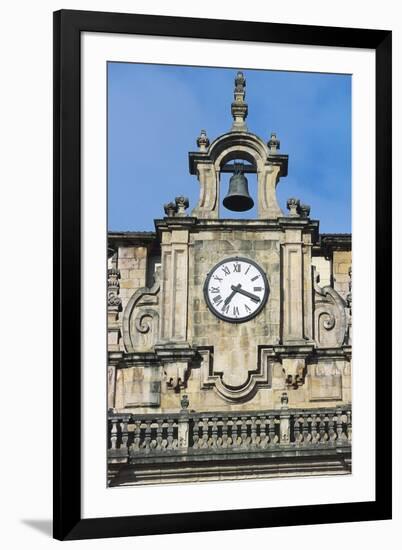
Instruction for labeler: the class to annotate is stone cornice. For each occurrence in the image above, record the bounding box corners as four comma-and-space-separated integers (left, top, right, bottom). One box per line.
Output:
108, 231, 160, 255
313, 233, 352, 255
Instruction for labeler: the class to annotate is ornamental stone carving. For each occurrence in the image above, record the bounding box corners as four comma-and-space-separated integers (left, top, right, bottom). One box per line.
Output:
122, 271, 160, 353
108, 267, 122, 309
163, 196, 189, 217
313, 267, 347, 348
199, 346, 279, 402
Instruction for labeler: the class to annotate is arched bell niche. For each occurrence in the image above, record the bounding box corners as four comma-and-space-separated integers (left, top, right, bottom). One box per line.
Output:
189, 131, 288, 220
220, 158, 257, 219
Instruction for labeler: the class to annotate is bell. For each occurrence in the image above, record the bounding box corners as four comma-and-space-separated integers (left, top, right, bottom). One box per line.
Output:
223, 170, 254, 212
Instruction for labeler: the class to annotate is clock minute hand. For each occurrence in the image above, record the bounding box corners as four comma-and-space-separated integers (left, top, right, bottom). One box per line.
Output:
231, 284, 261, 303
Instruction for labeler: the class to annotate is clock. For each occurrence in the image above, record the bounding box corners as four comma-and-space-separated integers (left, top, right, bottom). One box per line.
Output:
203, 257, 269, 323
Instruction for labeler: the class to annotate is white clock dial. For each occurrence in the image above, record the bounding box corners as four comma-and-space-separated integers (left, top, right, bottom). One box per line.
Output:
204, 257, 269, 323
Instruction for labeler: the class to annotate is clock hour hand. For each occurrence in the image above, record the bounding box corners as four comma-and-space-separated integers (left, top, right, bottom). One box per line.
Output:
224, 284, 241, 306
231, 284, 261, 303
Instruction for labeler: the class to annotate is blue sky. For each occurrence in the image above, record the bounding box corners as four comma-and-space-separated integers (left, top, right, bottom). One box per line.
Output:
108, 63, 351, 233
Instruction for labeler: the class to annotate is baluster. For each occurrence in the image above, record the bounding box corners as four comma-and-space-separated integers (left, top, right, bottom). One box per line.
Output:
110, 418, 118, 450
143, 420, 152, 453
155, 418, 163, 451
192, 419, 200, 449
172, 420, 179, 448
294, 415, 304, 445
121, 417, 129, 453
217, 418, 224, 448
250, 416, 257, 448
301, 413, 309, 445
328, 413, 335, 443
259, 416, 268, 448
232, 417, 240, 448
294, 416, 300, 445
311, 414, 318, 444
166, 419, 174, 450
335, 410, 342, 444
319, 414, 328, 444
240, 416, 248, 449
226, 418, 234, 449
347, 410, 352, 442
210, 417, 218, 449
132, 420, 141, 453
201, 417, 209, 448
268, 415, 277, 445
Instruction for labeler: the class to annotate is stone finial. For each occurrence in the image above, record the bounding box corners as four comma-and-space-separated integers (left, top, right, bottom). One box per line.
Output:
268, 132, 280, 153
298, 203, 311, 218
286, 197, 300, 217
281, 392, 289, 407
175, 196, 189, 216
231, 71, 248, 131
196, 129, 210, 151
164, 197, 189, 217
180, 394, 189, 410
164, 201, 177, 217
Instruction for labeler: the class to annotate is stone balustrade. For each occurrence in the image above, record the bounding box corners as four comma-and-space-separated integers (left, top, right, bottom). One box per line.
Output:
108, 406, 351, 461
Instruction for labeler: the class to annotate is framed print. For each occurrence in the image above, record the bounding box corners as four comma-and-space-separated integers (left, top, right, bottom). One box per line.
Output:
53, 10, 392, 541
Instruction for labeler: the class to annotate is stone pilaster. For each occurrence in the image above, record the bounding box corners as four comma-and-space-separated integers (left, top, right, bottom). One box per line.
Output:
281, 227, 305, 344
303, 235, 314, 341
158, 228, 190, 344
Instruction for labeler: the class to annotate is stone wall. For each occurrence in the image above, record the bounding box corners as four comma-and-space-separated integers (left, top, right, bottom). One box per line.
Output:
108, 230, 351, 415
333, 250, 352, 299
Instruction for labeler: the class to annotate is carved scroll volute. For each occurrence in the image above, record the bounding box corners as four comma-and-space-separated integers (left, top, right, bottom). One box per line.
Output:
133, 308, 160, 351
122, 272, 160, 353
313, 267, 347, 348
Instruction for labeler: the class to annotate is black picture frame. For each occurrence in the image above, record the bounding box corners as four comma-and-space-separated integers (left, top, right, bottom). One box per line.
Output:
53, 9, 392, 541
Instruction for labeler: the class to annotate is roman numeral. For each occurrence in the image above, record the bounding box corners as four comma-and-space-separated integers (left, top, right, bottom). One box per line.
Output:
222, 265, 230, 276
233, 263, 241, 272
253, 286, 263, 292
213, 275, 223, 282
245, 265, 251, 275
213, 295, 223, 305
210, 287, 220, 293
251, 275, 260, 282
233, 306, 239, 316
244, 304, 251, 313
221, 303, 230, 314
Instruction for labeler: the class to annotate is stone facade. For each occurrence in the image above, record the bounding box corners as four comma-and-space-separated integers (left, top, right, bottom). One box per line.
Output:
107, 72, 352, 485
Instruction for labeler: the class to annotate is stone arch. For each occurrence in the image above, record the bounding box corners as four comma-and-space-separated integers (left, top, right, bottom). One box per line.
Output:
190, 131, 284, 219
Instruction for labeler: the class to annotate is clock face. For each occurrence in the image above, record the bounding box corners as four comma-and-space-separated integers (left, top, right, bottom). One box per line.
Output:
204, 257, 269, 323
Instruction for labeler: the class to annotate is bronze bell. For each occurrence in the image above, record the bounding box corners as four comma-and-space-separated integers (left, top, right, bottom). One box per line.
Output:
223, 169, 254, 212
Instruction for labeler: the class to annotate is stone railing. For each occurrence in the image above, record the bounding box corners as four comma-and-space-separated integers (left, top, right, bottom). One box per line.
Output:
108, 406, 351, 461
